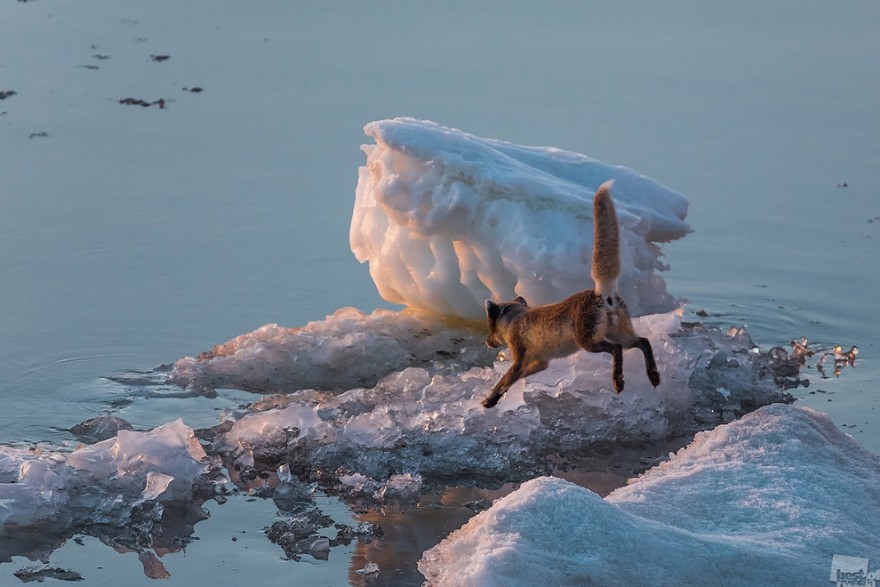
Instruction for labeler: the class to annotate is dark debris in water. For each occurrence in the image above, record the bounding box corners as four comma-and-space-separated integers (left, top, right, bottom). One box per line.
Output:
0, 91, 17, 100
70, 415, 133, 444
118, 97, 167, 109
150, 54, 171, 62
790, 337, 859, 379
13, 565, 84, 583
265, 506, 335, 561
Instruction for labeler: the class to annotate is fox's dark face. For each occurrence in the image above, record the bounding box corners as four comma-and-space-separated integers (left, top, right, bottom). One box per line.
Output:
484, 296, 528, 348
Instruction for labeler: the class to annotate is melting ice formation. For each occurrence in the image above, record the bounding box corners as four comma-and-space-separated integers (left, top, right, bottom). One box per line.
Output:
419, 404, 880, 587
351, 118, 691, 319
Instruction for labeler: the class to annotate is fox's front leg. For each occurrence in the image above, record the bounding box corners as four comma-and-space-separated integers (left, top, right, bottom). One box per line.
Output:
482, 361, 525, 408
483, 358, 548, 409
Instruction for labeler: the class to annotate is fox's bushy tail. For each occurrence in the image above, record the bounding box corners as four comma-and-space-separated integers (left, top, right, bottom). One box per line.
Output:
591, 180, 620, 298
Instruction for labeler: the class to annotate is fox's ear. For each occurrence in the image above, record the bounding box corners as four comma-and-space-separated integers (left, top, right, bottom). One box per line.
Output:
512, 295, 528, 306
485, 299, 500, 320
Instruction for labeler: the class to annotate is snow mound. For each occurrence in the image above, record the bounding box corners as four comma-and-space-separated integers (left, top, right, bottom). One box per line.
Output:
0, 420, 211, 537
212, 310, 794, 487
419, 404, 880, 586
351, 118, 691, 319
169, 307, 494, 394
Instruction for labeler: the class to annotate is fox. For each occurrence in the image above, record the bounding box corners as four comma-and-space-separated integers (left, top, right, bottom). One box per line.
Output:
482, 181, 661, 409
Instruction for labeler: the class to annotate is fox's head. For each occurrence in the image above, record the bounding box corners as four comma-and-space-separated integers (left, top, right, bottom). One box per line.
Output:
484, 295, 528, 348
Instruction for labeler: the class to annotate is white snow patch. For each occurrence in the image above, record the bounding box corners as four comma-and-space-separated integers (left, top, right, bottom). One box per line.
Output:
419, 404, 880, 586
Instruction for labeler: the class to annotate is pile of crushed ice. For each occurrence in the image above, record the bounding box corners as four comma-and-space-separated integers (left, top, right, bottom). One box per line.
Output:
169, 307, 495, 394
351, 117, 691, 319
419, 404, 880, 586
0, 420, 211, 541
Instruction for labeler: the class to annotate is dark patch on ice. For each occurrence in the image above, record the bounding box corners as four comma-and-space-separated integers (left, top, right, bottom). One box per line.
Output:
0, 91, 17, 100
91, 54, 110, 61
182, 87, 203, 93
149, 54, 170, 62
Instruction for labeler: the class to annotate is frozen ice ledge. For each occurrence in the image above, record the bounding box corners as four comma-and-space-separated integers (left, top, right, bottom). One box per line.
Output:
351, 117, 691, 319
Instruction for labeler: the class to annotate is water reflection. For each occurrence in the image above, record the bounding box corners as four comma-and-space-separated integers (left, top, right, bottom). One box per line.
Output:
0, 499, 208, 580
790, 336, 859, 379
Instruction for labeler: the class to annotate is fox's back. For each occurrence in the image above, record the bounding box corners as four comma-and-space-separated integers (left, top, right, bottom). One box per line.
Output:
516, 290, 604, 358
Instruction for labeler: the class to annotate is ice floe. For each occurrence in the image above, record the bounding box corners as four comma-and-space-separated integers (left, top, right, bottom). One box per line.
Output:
208, 310, 794, 489
351, 118, 691, 319
418, 404, 880, 586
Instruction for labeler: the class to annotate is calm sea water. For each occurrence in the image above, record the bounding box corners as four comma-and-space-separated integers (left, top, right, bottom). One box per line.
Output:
2, 1, 878, 585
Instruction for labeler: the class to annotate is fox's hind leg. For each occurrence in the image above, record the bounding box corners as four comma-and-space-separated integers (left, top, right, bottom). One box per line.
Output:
632, 337, 661, 387
582, 339, 625, 393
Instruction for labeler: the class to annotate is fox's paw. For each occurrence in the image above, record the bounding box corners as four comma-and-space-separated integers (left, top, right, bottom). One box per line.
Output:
613, 376, 625, 394
482, 395, 500, 409
648, 369, 661, 387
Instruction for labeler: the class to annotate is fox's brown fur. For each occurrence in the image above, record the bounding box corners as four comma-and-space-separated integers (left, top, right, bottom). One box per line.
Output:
482, 181, 660, 409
